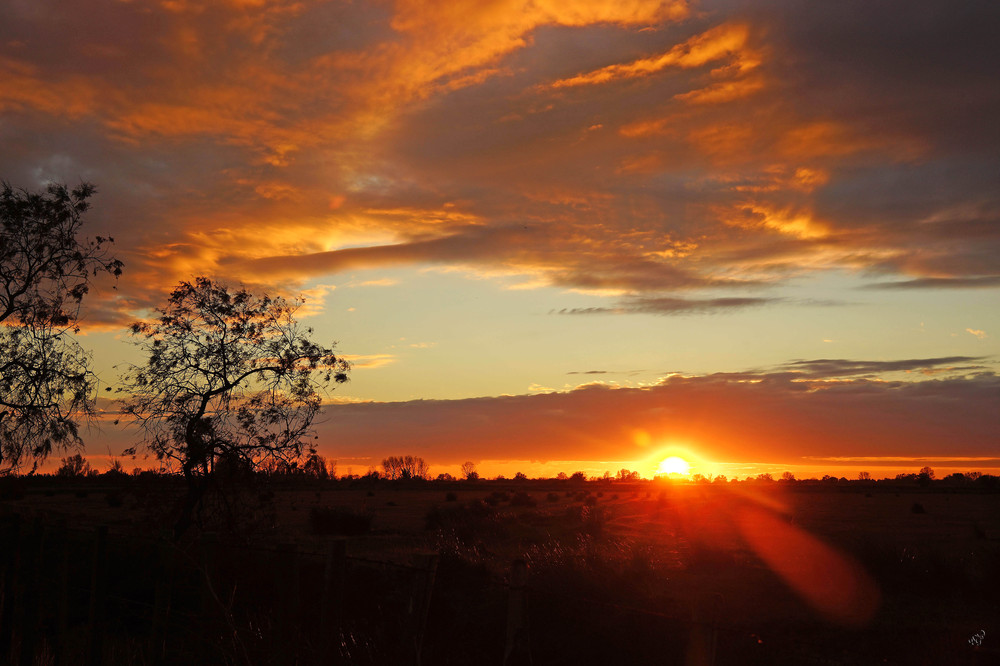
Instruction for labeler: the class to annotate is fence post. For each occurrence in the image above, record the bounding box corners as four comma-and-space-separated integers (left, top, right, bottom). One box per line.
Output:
150, 530, 174, 665
55, 521, 71, 665
199, 532, 220, 620
0, 514, 23, 662
504, 558, 531, 666
320, 537, 347, 663
410, 553, 438, 666
685, 592, 722, 666
272, 543, 299, 666
88, 525, 109, 666
17, 518, 44, 666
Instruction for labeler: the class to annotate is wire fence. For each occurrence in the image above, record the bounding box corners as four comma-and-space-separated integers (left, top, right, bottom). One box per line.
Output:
0, 510, 747, 666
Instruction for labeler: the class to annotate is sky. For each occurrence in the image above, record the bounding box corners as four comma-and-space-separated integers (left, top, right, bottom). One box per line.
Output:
2, 0, 998, 478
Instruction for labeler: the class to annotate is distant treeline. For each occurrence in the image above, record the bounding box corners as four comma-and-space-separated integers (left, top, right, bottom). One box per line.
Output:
2, 453, 997, 491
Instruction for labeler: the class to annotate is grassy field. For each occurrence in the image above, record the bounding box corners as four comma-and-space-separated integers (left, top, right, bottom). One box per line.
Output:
1, 476, 998, 664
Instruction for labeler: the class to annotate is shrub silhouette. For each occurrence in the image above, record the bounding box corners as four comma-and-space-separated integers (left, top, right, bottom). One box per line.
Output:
510, 491, 536, 507
426, 500, 506, 543
484, 490, 510, 506
56, 453, 91, 477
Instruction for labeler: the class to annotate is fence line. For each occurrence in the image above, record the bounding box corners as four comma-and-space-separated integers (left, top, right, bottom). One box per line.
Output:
0, 512, 737, 665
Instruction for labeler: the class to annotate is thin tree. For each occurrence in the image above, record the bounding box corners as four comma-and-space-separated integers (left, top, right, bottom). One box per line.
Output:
460, 461, 478, 481
381, 455, 428, 480
0, 181, 122, 473
117, 277, 349, 535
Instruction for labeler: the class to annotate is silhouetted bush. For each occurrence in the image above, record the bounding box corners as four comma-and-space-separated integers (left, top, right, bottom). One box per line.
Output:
426, 500, 506, 543
563, 504, 607, 536
484, 490, 510, 506
105, 490, 125, 508
546, 492, 560, 503
308, 506, 373, 535
975, 474, 998, 489
445, 491, 458, 502
510, 491, 536, 507
56, 453, 92, 478
911, 502, 926, 514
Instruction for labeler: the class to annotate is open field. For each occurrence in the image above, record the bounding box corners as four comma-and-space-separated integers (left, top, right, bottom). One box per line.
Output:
1, 476, 999, 665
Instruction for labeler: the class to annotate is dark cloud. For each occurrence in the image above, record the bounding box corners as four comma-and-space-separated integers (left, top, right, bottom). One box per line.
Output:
554, 296, 779, 316
311, 369, 1000, 465
863, 276, 1000, 290
778, 357, 990, 378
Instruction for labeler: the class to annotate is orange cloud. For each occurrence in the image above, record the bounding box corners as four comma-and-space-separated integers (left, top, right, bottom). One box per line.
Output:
0, 57, 101, 118
549, 23, 752, 88
674, 75, 766, 105
3, 0, 998, 328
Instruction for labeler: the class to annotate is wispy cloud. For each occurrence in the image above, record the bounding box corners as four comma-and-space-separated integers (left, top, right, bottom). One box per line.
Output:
778, 356, 988, 378
553, 296, 779, 316
341, 354, 397, 369
547, 23, 754, 89
863, 276, 1000, 290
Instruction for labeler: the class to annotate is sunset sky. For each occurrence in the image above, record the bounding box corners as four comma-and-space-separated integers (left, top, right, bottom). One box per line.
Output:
3, 0, 998, 478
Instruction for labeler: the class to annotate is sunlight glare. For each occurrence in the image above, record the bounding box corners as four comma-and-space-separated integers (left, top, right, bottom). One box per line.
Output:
657, 456, 691, 477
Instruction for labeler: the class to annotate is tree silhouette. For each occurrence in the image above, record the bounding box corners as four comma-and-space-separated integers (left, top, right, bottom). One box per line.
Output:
460, 461, 478, 481
616, 468, 639, 481
56, 453, 92, 477
118, 277, 349, 534
0, 182, 122, 472
381, 455, 428, 480
917, 466, 934, 487
302, 451, 332, 479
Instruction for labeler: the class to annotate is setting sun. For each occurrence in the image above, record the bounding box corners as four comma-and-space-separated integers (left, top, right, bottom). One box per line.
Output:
657, 456, 691, 477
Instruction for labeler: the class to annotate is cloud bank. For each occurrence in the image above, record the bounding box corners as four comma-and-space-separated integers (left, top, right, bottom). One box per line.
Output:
313, 361, 999, 467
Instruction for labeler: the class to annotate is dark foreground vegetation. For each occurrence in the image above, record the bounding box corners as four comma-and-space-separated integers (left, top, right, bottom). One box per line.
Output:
1, 471, 998, 665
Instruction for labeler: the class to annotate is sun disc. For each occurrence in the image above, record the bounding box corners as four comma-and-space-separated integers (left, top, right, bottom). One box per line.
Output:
657, 456, 691, 477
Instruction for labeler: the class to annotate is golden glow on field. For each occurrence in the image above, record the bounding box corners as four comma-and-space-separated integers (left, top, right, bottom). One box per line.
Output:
657, 456, 691, 477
